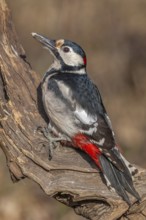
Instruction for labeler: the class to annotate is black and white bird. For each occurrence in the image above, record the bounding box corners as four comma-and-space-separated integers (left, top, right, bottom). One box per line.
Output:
32, 32, 140, 205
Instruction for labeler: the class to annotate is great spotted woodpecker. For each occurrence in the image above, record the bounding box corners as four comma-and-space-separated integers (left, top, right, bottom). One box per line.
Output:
32, 33, 140, 205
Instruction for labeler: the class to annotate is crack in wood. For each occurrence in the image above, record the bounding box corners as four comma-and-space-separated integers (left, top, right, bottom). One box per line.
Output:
0, 67, 9, 101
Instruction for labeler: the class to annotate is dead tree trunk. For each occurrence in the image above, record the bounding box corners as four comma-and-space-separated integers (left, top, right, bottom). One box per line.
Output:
0, 1, 146, 219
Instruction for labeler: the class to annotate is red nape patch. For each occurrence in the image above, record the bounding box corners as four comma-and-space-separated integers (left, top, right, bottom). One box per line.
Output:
83, 56, 87, 65
73, 133, 101, 169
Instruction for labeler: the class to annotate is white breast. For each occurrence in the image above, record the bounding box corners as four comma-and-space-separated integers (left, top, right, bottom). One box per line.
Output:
42, 74, 78, 137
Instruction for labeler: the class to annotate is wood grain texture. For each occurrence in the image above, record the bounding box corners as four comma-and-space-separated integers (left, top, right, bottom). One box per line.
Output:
0, 1, 146, 219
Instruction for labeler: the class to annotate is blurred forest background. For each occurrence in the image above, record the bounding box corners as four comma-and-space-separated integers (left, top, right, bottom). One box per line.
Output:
1, 0, 146, 219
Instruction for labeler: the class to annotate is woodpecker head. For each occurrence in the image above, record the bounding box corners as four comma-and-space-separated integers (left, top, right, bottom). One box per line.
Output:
32, 33, 87, 73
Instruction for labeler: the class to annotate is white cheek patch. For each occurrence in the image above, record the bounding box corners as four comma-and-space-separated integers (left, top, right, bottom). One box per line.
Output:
59, 48, 83, 66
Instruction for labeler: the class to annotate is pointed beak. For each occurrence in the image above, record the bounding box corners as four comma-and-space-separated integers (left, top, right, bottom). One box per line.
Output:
31, 32, 57, 55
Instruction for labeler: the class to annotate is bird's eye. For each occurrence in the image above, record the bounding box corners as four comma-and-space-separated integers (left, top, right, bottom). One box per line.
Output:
63, 47, 70, 53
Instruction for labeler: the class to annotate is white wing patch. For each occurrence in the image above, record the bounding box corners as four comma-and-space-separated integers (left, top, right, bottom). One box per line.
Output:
56, 81, 97, 126
54, 80, 98, 136
75, 106, 97, 125
74, 106, 98, 135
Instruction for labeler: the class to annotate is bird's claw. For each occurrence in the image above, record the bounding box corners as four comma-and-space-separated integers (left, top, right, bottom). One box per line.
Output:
37, 126, 64, 160
48, 140, 59, 160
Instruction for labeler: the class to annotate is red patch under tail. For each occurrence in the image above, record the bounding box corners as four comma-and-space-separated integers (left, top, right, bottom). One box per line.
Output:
72, 134, 140, 204
72, 133, 102, 169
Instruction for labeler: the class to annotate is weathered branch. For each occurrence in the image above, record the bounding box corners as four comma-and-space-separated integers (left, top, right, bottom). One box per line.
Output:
0, 1, 146, 219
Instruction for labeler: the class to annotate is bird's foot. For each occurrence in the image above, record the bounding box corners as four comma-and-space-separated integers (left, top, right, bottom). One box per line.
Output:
37, 126, 66, 160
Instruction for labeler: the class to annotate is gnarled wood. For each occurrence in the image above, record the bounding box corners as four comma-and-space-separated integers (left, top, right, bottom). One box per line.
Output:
0, 1, 146, 219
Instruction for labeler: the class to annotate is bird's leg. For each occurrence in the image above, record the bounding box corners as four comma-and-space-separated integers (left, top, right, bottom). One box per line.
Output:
38, 124, 68, 160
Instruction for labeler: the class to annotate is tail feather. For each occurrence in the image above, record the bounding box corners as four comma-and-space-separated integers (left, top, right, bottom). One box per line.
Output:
99, 155, 140, 204
115, 166, 140, 200
73, 134, 140, 204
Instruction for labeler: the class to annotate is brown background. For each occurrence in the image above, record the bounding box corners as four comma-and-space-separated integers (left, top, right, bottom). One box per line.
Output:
0, 0, 146, 219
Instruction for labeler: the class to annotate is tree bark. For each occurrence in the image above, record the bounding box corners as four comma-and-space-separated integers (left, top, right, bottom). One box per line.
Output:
0, 1, 146, 219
